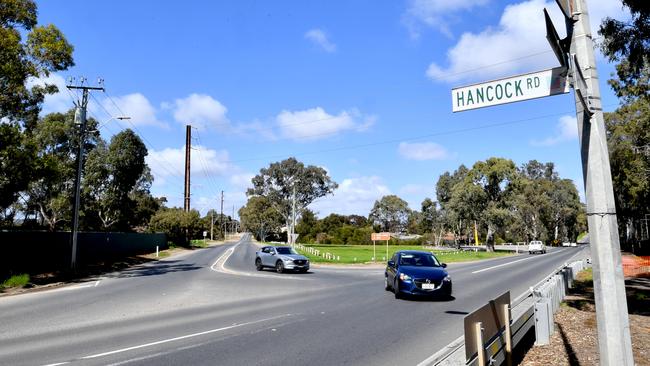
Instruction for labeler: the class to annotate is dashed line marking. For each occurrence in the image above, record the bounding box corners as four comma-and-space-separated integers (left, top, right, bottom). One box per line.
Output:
470, 249, 565, 274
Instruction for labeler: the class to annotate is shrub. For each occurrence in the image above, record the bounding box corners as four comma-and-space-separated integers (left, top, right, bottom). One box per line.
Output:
1, 274, 30, 289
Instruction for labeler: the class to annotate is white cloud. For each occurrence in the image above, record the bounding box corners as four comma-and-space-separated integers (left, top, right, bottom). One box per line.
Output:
101, 93, 167, 128
27, 73, 71, 115
531, 115, 577, 146
404, 0, 490, 37
276, 107, 374, 142
399, 184, 436, 211
426, 0, 628, 84
230, 173, 254, 190
399, 184, 432, 196
146, 145, 234, 186
304, 29, 337, 53
398, 141, 450, 160
233, 119, 278, 141
310, 176, 391, 216
172, 94, 229, 130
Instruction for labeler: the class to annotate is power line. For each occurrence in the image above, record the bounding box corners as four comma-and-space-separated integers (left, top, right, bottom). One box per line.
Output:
441, 50, 555, 79
91, 92, 184, 179
87, 92, 186, 188
193, 130, 224, 200
226, 103, 618, 164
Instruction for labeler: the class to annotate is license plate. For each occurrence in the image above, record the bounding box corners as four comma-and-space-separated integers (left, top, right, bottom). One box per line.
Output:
422, 283, 436, 290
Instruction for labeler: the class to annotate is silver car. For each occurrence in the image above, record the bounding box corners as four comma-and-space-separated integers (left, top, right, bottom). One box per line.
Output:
255, 246, 310, 273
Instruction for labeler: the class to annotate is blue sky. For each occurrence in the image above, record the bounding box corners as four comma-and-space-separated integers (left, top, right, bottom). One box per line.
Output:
35, 0, 628, 218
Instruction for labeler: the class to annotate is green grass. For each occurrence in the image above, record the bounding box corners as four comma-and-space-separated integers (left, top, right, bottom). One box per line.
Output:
190, 239, 208, 248
1, 274, 30, 289
291, 244, 513, 264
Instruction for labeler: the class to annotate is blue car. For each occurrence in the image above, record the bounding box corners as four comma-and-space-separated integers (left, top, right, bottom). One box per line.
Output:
385, 250, 452, 299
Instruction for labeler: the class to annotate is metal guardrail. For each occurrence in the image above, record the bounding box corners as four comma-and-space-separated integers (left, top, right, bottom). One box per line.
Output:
424, 257, 591, 366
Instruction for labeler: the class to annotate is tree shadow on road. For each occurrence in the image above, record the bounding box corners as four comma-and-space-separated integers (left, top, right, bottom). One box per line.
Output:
104, 260, 202, 278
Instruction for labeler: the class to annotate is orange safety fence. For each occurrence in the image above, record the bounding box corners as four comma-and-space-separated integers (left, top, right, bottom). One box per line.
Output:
622, 255, 650, 278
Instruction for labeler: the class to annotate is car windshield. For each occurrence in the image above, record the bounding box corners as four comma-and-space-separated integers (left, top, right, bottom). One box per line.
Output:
399, 253, 440, 267
276, 247, 298, 255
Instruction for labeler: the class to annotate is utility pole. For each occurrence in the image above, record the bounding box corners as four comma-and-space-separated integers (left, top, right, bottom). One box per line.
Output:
184, 125, 191, 212
569, 0, 633, 363
211, 210, 214, 241
220, 190, 224, 239
67, 81, 104, 270
290, 185, 297, 245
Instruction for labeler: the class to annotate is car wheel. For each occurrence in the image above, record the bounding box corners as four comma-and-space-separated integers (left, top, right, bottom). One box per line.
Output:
276, 261, 284, 273
255, 258, 263, 271
529, 251, 532, 254
384, 276, 391, 291
394, 279, 401, 299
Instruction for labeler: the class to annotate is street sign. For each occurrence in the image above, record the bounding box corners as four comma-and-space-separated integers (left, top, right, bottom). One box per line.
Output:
545, 8, 568, 68
570, 54, 593, 115
371, 232, 390, 241
554, 0, 574, 19
452, 67, 570, 112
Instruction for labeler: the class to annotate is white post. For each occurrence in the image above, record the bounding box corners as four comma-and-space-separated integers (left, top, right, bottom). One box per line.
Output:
156, 246, 159, 258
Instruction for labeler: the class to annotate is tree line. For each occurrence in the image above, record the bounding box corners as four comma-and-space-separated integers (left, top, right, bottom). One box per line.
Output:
0, 2, 236, 246
1, 0, 647, 252
238, 157, 586, 251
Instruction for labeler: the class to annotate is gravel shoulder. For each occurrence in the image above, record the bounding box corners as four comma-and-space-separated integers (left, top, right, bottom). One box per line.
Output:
520, 269, 650, 366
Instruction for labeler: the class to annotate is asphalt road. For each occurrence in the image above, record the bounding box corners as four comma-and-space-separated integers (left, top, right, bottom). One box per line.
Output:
0, 234, 588, 366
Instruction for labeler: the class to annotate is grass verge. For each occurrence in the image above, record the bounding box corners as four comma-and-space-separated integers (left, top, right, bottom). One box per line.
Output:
291, 244, 512, 264
1, 274, 30, 290
190, 239, 208, 248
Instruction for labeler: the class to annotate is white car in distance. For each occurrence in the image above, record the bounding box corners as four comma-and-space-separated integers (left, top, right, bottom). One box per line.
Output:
529, 240, 546, 254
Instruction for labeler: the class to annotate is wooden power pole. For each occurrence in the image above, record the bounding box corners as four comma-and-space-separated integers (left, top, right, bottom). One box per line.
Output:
184, 125, 191, 212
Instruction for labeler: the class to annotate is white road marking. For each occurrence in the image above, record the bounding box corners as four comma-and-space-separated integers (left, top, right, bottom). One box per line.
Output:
471, 249, 565, 274
56, 280, 101, 291
81, 314, 291, 360
210, 241, 308, 280
41, 363, 70, 366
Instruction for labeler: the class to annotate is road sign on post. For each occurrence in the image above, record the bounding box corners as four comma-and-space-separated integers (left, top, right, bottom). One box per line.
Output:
570, 0, 633, 363
371, 233, 391, 262
450, 0, 634, 363
371, 233, 391, 241
451, 67, 569, 112
544, 8, 569, 68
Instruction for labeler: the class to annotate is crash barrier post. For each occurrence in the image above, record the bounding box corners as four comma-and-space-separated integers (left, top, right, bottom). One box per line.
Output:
425, 257, 591, 365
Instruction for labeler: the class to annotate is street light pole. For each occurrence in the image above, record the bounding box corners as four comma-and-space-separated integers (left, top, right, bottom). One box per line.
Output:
67, 83, 104, 270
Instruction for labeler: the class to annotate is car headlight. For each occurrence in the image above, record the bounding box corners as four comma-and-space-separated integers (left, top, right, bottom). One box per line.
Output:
443, 275, 452, 282
399, 273, 412, 281
282, 257, 293, 263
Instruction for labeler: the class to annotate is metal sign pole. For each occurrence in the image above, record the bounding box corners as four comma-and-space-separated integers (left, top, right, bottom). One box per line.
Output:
373, 240, 376, 262
386, 239, 389, 260
570, 0, 633, 364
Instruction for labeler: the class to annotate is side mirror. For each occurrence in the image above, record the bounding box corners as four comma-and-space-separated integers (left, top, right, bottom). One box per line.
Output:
387, 260, 395, 267
441, 263, 447, 268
